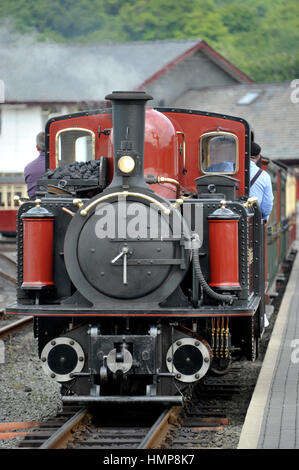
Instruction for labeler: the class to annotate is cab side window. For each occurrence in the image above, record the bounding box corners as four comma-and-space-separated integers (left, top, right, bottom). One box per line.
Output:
56, 129, 95, 167
200, 132, 238, 174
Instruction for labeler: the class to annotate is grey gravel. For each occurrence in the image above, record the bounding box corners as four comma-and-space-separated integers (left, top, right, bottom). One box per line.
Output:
0, 250, 63, 450
0, 325, 62, 449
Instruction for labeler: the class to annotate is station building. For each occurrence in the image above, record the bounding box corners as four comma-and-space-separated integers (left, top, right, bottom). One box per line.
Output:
0, 38, 251, 173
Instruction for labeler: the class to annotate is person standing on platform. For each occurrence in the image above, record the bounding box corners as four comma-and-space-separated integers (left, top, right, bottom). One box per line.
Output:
249, 142, 274, 221
24, 132, 46, 199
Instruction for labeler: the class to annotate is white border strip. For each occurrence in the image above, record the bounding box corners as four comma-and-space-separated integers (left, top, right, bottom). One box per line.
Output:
238, 243, 298, 448
0, 80, 4, 103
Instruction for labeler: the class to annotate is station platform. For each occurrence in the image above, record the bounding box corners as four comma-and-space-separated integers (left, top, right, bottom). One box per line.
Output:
238, 241, 299, 449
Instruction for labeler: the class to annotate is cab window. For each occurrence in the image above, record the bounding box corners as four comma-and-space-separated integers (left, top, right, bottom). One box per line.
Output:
200, 132, 238, 174
56, 129, 95, 167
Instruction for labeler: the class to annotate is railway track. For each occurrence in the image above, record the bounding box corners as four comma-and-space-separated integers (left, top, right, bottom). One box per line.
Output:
68, 406, 183, 450
0, 251, 17, 284
16, 405, 177, 449
0, 315, 33, 339
0, 236, 16, 248
15, 374, 239, 449
0, 243, 33, 338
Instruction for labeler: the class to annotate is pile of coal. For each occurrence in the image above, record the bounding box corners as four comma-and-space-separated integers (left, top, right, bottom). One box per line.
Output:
43, 160, 100, 180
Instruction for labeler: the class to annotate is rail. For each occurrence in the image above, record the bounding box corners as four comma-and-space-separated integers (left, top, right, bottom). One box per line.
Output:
39, 408, 88, 449
138, 406, 182, 449
0, 316, 33, 339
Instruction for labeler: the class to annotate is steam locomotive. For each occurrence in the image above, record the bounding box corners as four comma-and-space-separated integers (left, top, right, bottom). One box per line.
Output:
7, 91, 296, 404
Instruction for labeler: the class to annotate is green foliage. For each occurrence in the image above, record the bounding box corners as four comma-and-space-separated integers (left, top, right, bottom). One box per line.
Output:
221, 2, 260, 33
0, 0, 298, 82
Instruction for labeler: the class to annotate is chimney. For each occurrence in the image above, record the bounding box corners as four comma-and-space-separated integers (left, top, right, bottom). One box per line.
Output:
105, 91, 153, 189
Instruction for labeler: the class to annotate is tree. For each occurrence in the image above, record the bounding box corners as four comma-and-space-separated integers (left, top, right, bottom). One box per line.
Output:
0, 0, 297, 82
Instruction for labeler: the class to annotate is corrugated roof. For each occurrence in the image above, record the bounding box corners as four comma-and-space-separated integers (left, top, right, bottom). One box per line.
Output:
173, 82, 299, 161
0, 39, 202, 102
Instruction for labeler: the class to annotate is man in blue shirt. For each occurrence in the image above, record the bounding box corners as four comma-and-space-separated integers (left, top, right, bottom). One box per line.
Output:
205, 161, 235, 173
249, 142, 274, 221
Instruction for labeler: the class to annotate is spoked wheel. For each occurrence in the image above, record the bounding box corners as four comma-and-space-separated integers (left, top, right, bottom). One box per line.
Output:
210, 356, 232, 376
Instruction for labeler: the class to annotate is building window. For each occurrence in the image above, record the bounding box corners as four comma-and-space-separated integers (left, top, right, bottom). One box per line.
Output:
199, 132, 238, 174
56, 128, 95, 167
41, 105, 63, 128
237, 92, 260, 105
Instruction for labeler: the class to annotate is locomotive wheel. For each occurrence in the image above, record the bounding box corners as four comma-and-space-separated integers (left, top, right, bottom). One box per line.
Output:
210, 356, 232, 376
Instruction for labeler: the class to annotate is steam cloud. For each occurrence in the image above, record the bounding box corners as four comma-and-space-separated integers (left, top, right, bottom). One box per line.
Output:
0, 20, 144, 103
0, 20, 149, 172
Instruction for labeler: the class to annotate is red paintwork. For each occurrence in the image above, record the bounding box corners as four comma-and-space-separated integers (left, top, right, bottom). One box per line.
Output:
276, 170, 282, 263
208, 219, 240, 288
161, 111, 247, 196
264, 224, 268, 284
48, 108, 247, 198
108, 109, 179, 199
22, 218, 54, 287
260, 159, 269, 283
8, 311, 255, 317
0, 210, 17, 233
49, 112, 113, 171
